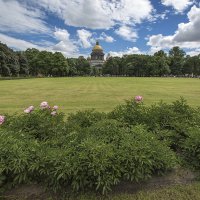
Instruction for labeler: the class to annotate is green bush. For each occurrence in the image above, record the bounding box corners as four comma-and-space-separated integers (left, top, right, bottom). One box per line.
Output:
118, 126, 177, 181
109, 98, 197, 150
1, 98, 199, 194
109, 99, 147, 126
56, 121, 177, 194
181, 127, 200, 169
3, 109, 65, 140
67, 109, 106, 128
0, 129, 39, 188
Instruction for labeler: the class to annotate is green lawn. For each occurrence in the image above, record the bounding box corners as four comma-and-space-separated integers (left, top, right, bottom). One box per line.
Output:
72, 183, 200, 200
0, 77, 200, 114
2, 183, 200, 200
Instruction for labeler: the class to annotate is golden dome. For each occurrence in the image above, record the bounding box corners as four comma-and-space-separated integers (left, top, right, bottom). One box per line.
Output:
93, 41, 103, 51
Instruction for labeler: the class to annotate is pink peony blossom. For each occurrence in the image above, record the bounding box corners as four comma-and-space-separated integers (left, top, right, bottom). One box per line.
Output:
135, 95, 143, 102
52, 105, 58, 110
51, 111, 57, 116
0, 115, 5, 125
24, 108, 31, 113
28, 106, 34, 111
24, 105, 34, 114
40, 101, 49, 109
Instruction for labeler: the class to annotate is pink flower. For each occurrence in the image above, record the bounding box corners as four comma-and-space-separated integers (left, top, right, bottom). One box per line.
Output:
24, 108, 31, 113
28, 106, 34, 111
51, 111, 57, 116
24, 105, 34, 114
52, 105, 58, 110
40, 101, 49, 109
0, 115, 5, 125
135, 95, 143, 102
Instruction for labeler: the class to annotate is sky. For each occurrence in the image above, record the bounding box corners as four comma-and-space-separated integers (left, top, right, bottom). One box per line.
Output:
0, 0, 200, 58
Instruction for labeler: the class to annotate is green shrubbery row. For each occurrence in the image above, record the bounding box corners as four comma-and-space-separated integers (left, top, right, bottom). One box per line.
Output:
0, 98, 200, 194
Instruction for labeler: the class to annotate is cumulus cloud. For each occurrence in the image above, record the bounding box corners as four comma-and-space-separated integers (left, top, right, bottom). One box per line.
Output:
186, 49, 200, 56
161, 0, 194, 12
109, 47, 144, 57
147, 5, 200, 55
53, 28, 78, 57
77, 29, 93, 48
0, 0, 50, 34
76, 29, 115, 49
54, 28, 71, 41
174, 6, 200, 42
0, 28, 80, 57
0, 33, 44, 50
98, 32, 115, 43
30, 0, 153, 29
115, 25, 138, 42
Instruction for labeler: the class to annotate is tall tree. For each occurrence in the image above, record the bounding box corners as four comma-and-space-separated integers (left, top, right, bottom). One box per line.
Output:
154, 50, 170, 76
169, 46, 186, 75
17, 52, 29, 76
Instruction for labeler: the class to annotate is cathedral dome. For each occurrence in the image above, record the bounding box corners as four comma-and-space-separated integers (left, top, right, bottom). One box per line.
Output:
92, 41, 103, 51
90, 41, 105, 67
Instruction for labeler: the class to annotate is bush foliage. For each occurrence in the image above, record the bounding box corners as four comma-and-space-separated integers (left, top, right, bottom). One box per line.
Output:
0, 98, 200, 194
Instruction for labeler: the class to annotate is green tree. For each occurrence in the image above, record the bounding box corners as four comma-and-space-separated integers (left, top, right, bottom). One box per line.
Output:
17, 52, 29, 76
154, 50, 170, 76
183, 55, 200, 76
103, 57, 121, 76
76, 56, 91, 75
25, 48, 40, 76
169, 46, 186, 75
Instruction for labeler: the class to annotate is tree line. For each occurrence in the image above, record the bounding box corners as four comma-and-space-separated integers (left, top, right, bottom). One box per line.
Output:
0, 42, 200, 77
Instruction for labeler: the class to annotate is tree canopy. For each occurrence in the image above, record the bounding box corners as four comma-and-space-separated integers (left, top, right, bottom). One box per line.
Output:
0, 42, 200, 77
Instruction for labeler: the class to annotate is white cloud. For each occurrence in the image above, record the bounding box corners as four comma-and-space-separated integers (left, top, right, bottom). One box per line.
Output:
115, 25, 138, 41
105, 0, 153, 24
0, 0, 50, 34
0, 28, 83, 58
186, 49, 200, 56
54, 28, 70, 41
174, 5, 200, 42
109, 47, 144, 57
30, 0, 153, 29
147, 5, 200, 55
77, 29, 93, 48
148, 10, 170, 22
53, 28, 78, 57
161, 0, 194, 12
77, 30, 115, 48
53, 41, 78, 57
99, 32, 115, 43
0, 33, 44, 50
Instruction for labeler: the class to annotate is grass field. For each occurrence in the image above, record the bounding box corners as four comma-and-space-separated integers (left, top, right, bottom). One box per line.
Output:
73, 183, 200, 200
0, 77, 200, 114
2, 183, 200, 200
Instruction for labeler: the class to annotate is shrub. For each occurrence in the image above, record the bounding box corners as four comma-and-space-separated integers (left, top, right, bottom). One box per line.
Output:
60, 122, 177, 194
109, 98, 197, 150
118, 125, 177, 181
0, 129, 39, 188
3, 109, 65, 140
181, 127, 200, 170
108, 99, 147, 126
2, 98, 197, 194
69, 138, 119, 194
67, 109, 106, 128
86, 119, 126, 144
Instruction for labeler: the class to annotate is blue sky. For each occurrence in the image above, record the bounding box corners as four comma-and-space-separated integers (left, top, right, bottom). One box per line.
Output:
0, 0, 200, 57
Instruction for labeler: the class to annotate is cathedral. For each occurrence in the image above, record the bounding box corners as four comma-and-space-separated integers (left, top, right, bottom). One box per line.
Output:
88, 41, 105, 68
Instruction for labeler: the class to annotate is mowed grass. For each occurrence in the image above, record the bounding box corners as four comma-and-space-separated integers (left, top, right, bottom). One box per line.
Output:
2, 183, 200, 200
71, 183, 200, 200
0, 77, 200, 114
